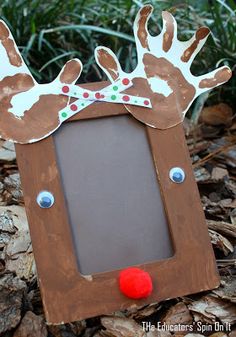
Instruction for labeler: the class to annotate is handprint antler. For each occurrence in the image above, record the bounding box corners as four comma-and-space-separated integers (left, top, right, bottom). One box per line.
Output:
0, 20, 82, 143
0, 19, 151, 143
95, 5, 232, 129
0, 7, 232, 143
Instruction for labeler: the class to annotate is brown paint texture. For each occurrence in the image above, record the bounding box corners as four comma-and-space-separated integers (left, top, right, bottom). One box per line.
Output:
15, 86, 220, 323
0, 72, 66, 142
181, 27, 210, 62
59, 59, 82, 83
0, 21, 22, 67
123, 54, 196, 129
199, 67, 232, 88
97, 49, 119, 81
136, 5, 152, 50
0, 73, 75, 143
162, 11, 175, 52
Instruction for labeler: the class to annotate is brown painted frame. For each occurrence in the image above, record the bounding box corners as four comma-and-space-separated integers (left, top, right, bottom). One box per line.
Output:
15, 81, 219, 324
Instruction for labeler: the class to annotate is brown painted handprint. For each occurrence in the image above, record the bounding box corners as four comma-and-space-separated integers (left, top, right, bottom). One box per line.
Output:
0, 20, 82, 143
95, 5, 232, 129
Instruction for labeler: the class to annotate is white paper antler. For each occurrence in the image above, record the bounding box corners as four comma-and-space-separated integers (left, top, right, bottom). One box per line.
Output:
0, 20, 83, 143
0, 6, 232, 143
0, 19, 151, 143
95, 5, 232, 129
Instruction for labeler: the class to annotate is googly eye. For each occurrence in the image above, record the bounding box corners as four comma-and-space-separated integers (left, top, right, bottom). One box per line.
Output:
169, 167, 185, 184
37, 191, 54, 208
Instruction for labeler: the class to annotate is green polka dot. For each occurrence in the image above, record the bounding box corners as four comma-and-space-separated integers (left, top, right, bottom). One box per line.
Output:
113, 86, 118, 91
111, 95, 117, 100
135, 100, 138, 103
81, 103, 85, 106
61, 112, 67, 118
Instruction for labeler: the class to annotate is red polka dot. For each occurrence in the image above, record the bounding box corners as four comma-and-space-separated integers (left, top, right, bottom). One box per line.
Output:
122, 95, 130, 102
70, 104, 77, 111
100, 94, 105, 99
95, 92, 101, 99
62, 86, 69, 93
83, 92, 89, 98
122, 78, 130, 86
144, 100, 149, 106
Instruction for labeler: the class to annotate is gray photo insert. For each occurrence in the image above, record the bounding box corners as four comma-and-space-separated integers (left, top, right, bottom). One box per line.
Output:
54, 114, 173, 275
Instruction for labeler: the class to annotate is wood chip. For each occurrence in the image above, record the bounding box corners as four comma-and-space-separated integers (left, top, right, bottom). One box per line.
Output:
0, 273, 26, 334
207, 220, 236, 239
0, 140, 16, 162
0, 206, 36, 279
208, 229, 234, 255
194, 167, 211, 183
128, 303, 161, 320
213, 276, 236, 303
3, 173, 23, 204
13, 311, 47, 337
188, 295, 236, 324
211, 167, 229, 181
162, 302, 192, 325
101, 316, 146, 337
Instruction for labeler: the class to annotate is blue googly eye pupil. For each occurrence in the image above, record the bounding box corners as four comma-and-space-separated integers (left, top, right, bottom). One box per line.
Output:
37, 191, 54, 208
173, 172, 183, 182
40, 196, 52, 208
169, 167, 185, 184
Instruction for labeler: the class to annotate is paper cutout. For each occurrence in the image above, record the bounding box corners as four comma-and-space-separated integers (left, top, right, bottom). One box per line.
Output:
0, 22, 150, 144
0, 5, 232, 143
95, 5, 232, 129
57, 80, 151, 122
0, 20, 84, 143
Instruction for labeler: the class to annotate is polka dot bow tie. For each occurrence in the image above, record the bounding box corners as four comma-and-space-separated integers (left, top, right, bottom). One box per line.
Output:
57, 78, 152, 122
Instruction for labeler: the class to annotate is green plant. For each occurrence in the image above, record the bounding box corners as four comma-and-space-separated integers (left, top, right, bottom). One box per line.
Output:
0, 0, 188, 82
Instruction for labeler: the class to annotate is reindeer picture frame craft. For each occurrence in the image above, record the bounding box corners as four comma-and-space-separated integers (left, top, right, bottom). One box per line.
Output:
0, 5, 232, 324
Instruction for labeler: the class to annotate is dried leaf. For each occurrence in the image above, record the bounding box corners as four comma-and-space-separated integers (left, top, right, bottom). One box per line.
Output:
201, 103, 233, 126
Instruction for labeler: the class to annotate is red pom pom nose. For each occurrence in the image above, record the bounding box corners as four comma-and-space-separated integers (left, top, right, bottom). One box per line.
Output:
119, 267, 153, 299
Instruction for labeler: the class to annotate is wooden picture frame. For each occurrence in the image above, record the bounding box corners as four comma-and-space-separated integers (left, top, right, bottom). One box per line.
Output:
15, 81, 219, 324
